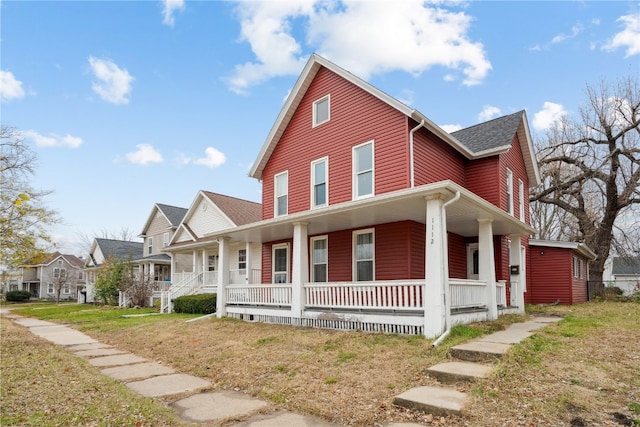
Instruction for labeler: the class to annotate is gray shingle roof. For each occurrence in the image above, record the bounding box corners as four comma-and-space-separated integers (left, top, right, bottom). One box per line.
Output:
157, 204, 187, 227
612, 256, 640, 275
95, 238, 143, 262
451, 110, 524, 154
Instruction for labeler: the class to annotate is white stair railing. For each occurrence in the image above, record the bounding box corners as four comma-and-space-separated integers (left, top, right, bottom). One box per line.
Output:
161, 272, 205, 313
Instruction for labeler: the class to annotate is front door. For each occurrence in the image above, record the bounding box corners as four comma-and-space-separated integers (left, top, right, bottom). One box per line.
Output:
467, 244, 479, 280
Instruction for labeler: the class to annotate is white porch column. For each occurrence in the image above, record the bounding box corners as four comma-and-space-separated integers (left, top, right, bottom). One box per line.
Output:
509, 234, 525, 314
202, 248, 208, 283
192, 250, 198, 274
245, 241, 253, 284
424, 195, 447, 338
170, 255, 176, 282
149, 262, 155, 280
216, 237, 230, 317
478, 219, 498, 320
291, 222, 309, 319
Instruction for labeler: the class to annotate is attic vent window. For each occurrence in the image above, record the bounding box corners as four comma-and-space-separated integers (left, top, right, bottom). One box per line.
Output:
313, 95, 330, 127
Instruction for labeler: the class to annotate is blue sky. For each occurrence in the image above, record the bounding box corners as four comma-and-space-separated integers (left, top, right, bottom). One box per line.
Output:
1, 0, 639, 255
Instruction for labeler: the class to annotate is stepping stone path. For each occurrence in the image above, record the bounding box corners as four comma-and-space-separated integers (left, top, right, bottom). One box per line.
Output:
393, 316, 562, 418
2, 308, 561, 425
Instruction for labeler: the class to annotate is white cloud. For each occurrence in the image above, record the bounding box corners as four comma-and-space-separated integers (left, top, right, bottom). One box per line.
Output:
551, 24, 583, 44
478, 105, 501, 122
603, 14, 640, 57
162, 0, 185, 27
1, 70, 26, 102
88, 57, 134, 104
441, 124, 462, 133
533, 102, 567, 131
194, 147, 226, 168
22, 130, 83, 148
229, 0, 491, 94
125, 144, 163, 165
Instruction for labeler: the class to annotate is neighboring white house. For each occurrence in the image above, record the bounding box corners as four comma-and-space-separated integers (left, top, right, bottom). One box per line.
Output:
83, 238, 143, 302
603, 256, 640, 296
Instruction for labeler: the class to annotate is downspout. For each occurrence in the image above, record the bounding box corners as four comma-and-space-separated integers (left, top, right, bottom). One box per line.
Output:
409, 120, 425, 188
432, 190, 461, 347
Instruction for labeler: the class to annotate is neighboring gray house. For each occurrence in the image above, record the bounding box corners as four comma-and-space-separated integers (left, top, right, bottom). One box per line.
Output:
135, 203, 188, 287
20, 252, 86, 300
83, 238, 143, 302
604, 256, 640, 296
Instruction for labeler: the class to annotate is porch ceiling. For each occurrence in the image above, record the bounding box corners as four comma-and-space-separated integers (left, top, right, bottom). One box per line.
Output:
210, 181, 535, 245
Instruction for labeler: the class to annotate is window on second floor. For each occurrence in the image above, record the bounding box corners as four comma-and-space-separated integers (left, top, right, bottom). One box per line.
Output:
506, 168, 514, 216
518, 179, 525, 221
275, 171, 288, 217
313, 95, 330, 127
148, 237, 153, 254
53, 268, 66, 279
311, 157, 328, 208
163, 232, 170, 248
353, 141, 374, 199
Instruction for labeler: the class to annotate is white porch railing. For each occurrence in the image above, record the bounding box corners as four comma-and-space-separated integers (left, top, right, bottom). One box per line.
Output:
496, 280, 507, 307
304, 280, 424, 311
449, 279, 487, 309
226, 284, 292, 306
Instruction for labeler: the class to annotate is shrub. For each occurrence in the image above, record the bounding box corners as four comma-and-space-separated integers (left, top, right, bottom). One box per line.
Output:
173, 293, 217, 314
6, 290, 32, 302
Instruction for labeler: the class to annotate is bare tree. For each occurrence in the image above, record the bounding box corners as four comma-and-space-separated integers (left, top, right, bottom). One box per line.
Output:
0, 126, 60, 268
76, 227, 139, 256
46, 267, 79, 304
530, 76, 640, 282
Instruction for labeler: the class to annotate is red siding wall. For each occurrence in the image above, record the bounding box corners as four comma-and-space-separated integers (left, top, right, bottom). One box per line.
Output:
526, 247, 573, 304
465, 157, 500, 206
413, 126, 465, 186
447, 233, 467, 279
261, 67, 409, 220
499, 134, 530, 221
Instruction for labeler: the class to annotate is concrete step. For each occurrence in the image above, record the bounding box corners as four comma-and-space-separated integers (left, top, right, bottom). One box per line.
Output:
427, 361, 492, 384
449, 341, 510, 362
393, 386, 468, 417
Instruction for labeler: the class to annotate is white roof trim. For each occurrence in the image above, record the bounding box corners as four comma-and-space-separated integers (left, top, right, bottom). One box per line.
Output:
249, 53, 478, 180
529, 239, 596, 260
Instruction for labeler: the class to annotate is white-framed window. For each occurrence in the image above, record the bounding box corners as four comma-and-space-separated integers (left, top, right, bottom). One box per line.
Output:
78, 270, 83, 280
53, 268, 66, 279
238, 249, 247, 271
163, 232, 170, 248
63, 285, 70, 294
353, 229, 374, 282
353, 141, 374, 199
208, 255, 218, 272
47, 283, 54, 294
311, 157, 328, 208
148, 237, 153, 254
272, 244, 289, 284
310, 236, 328, 282
274, 171, 288, 217
506, 168, 514, 216
518, 179, 525, 221
312, 95, 330, 127
573, 256, 582, 278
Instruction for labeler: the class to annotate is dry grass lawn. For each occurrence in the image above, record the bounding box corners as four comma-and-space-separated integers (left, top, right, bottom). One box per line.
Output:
2, 301, 639, 426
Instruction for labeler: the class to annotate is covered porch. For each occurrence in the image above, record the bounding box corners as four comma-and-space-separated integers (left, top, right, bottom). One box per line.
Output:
175, 181, 532, 337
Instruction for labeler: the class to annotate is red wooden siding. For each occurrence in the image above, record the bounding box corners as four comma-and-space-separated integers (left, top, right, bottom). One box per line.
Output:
499, 134, 530, 221
413, 124, 465, 187
447, 233, 467, 279
465, 157, 500, 206
526, 246, 573, 304
261, 67, 409, 220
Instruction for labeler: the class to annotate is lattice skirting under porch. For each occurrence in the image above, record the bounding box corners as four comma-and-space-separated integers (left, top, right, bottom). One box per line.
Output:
227, 312, 424, 335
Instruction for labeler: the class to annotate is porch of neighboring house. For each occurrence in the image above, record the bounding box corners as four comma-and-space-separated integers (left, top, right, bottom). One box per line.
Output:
166, 182, 532, 338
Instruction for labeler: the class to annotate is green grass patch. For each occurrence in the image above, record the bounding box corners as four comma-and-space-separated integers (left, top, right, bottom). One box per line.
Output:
336, 351, 357, 364
325, 377, 337, 384
256, 335, 279, 345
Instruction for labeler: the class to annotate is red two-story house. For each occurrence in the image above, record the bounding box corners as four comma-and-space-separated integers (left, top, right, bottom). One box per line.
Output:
199, 54, 540, 338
